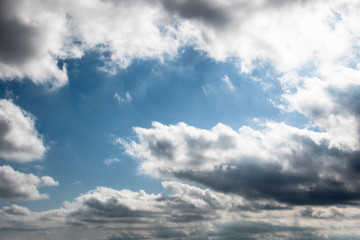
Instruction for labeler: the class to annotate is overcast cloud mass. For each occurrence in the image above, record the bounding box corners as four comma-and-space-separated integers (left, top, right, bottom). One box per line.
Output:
1, 0, 360, 239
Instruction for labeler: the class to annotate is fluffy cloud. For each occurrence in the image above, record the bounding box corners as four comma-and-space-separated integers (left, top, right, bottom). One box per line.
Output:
0, 0, 179, 87
0, 165, 59, 200
0, 0, 70, 88
283, 66, 360, 151
118, 121, 360, 205
0, 99, 46, 162
1, 0, 360, 88
1, 182, 360, 239
162, 0, 360, 73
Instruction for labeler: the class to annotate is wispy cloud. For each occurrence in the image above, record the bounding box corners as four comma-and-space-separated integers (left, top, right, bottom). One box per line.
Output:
104, 157, 121, 166
222, 75, 235, 91
114, 92, 132, 104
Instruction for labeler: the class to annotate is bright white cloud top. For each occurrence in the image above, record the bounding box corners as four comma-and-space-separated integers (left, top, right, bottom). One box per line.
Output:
1, 0, 360, 239
0, 99, 46, 162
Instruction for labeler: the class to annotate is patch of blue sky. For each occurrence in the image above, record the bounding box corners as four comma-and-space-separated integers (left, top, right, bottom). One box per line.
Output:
0, 47, 310, 210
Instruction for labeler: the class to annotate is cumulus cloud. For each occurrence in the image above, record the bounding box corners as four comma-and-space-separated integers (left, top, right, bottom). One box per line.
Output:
282, 66, 360, 151
0, 0, 179, 87
118, 121, 360, 205
2, 0, 360, 239
0, 165, 59, 200
1, 183, 360, 239
2, 204, 31, 216
0, 0, 70, 88
0, 99, 46, 162
1, 0, 360, 89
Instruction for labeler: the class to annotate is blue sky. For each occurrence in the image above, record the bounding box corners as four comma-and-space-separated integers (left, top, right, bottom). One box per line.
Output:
1, 0, 360, 239
1, 48, 285, 210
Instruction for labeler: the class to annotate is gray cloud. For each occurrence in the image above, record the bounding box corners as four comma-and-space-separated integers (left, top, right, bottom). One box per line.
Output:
2, 182, 360, 239
0, 0, 356, 88
174, 161, 360, 205
2, 204, 31, 216
160, 0, 312, 29
120, 121, 360, 205
160, 0, 230, 27
66, 184, 218, 228
0, 165, 58, 200
0, 9, 39, 65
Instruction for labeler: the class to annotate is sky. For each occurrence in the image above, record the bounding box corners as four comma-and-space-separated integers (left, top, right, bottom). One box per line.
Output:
1, 0, 360, 239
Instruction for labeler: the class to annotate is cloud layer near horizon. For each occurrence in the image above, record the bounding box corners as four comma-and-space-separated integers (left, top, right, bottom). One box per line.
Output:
2, 181, 360, 239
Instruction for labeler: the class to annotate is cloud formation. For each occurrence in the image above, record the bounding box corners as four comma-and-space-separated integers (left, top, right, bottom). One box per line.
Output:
1, 182, 360, 239
0, 165, 59, 200
1, 0, 360, 88
119, 121, 360, 205
0, 99, 46, 162
0, 0, 70, 88
0, 0, 179, 87
2, 0, 360, 239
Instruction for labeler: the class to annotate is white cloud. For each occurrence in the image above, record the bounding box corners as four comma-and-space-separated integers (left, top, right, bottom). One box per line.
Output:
0, 0, 71, 88
0, 99, 46, 162
104, 157, 121, 166
281, 66, 360, 151
221, 75, 234, 91
1, 182, 360, 239
0, 0, 180, 88
40, 176, 59, 187
118, 120, 360, 205
1, 0, 360, 90
0, 165, 59, 200
119, 121, 322, 175
114, 92, 132, 104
